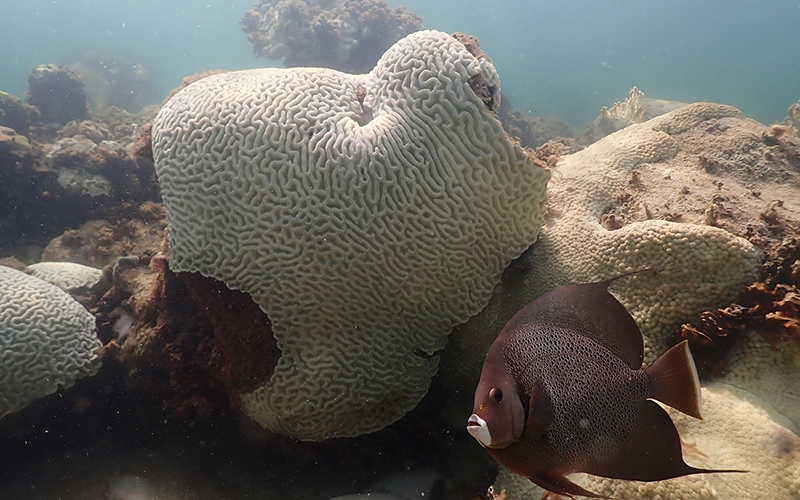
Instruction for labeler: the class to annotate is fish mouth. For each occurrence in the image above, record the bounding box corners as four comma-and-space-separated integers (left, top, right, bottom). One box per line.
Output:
467, 415, 482, 428
467, 414, 492, 448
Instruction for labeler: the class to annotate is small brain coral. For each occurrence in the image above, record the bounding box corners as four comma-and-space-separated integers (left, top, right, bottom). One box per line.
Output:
0, 265, 101, 420
152, 30, 550, 440
27, 261, 103, 292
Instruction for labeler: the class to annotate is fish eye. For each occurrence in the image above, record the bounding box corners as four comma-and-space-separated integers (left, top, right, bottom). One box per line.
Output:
489, 387, 503, 402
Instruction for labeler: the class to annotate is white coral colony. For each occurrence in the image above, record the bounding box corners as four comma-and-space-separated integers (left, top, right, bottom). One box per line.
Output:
27, 261, 103, 292
151, 30, 550, 440
0, 265, 101, 419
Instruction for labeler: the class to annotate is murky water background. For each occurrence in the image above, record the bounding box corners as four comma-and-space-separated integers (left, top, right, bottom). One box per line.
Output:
1, 1, 798, 126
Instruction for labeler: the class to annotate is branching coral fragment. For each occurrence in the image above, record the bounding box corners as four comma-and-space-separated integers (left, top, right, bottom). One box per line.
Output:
602, 86, 646, 124
782, 99, 800, 135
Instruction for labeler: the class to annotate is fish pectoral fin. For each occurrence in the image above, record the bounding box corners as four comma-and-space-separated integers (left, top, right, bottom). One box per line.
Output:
528, 472, 611, 499
526, 381, 554, 438
587, 400, 733, 482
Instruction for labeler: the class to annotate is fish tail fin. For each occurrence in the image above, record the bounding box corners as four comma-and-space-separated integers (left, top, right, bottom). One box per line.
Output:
646, 340, 703, 419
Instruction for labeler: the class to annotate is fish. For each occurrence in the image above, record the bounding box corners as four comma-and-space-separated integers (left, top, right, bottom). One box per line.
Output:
467, 273, 742, 499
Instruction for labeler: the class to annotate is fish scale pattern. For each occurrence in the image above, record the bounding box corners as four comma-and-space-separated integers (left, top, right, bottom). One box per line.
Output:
504, 327, 648, 470
0, 265, 101, 419
152, 30, 550, 440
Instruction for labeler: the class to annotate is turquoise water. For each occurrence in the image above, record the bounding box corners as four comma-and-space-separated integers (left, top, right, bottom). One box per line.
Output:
2, 2, 800, 499
1, 0, 798, 126
402, 0, 800, 126
0, 0, 266, 108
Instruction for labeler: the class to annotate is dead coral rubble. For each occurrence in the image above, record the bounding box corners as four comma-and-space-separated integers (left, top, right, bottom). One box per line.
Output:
0, 91, 40, 135
241, 0, 423, 73
497, 95, 576, 151
1, 66, 159, 258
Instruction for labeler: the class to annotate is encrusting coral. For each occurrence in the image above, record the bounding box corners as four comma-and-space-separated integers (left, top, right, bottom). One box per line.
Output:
719, 331, 800, 430
0, 265, 102, 420
448, 103, 763, 389
679, 238, 800, 376
445, 103, 800, 499
151, 30, 550, 440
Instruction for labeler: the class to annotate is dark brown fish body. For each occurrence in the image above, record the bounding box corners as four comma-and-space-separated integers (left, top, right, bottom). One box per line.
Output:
467, 274, 740, 498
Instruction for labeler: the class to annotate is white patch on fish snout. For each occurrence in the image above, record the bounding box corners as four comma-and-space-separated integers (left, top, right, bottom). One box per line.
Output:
467, 413, 493, 448
579, 417, 591, 429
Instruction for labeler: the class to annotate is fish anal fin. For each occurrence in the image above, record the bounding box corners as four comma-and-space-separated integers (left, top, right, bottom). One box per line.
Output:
646, 340, 703, 419
588, 400, 742, 482
528, 472, 611, 499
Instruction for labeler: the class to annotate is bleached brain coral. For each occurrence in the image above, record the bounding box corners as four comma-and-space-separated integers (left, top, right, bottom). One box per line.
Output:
151, 30, 549, 440
0, 265, 101, 419
27, 261, 103, 292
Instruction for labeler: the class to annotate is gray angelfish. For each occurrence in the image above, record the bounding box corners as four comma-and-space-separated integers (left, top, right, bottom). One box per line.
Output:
467, 273, 743, 498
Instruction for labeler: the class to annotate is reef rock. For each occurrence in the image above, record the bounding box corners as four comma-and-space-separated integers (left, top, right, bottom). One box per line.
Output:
0, 91, 40, 136
783, 99, 800, 135
25, 64, 90, 125
69, 50, 158, 114
241, 0, 424, 73
41, 211, 165, 269
47, 135, 111, 197
583, 87, 689, 144
44, 129, 158, 201
0, 125, 37, 167
151, 30, 550, 440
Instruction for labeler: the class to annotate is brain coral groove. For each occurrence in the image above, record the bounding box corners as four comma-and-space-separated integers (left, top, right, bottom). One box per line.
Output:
0, 265, 102, 419
152, 30, 549, 440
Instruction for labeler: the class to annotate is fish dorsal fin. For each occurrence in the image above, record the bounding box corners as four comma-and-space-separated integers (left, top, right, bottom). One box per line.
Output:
504, 273, 644, 369
587, 400, 744, 481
